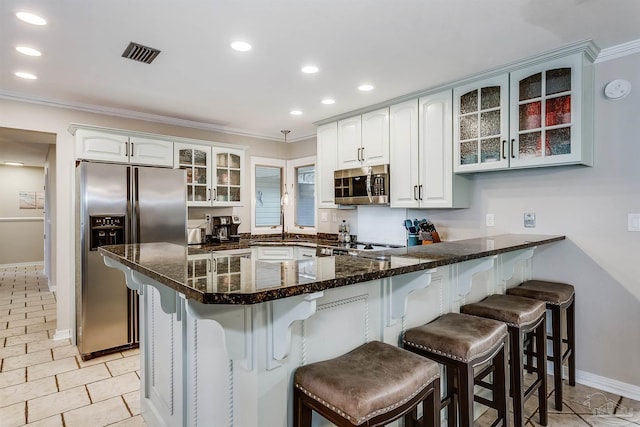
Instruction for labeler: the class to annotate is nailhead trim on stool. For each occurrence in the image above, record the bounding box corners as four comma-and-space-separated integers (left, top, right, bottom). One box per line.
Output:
403, 313, 509, 427
507, 280, 576, 410
461, 294, 548, 427
293, 341, 441, 427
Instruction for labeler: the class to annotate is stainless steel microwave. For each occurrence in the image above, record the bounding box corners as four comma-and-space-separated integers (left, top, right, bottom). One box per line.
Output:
334, 164, 390, 205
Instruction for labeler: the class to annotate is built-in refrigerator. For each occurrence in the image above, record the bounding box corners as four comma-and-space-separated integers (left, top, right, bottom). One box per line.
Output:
76, 161, 186, 360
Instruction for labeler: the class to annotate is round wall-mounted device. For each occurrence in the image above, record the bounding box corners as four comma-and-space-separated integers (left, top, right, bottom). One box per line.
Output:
604, 79, 631, 100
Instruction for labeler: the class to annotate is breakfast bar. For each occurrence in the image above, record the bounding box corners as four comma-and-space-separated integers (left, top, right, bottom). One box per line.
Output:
99, 234, 564, 427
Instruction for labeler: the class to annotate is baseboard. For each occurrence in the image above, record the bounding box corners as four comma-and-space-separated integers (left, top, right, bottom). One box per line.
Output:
53, 329, 72, 342
576, 369, 640, 401
0, 261, 44, 268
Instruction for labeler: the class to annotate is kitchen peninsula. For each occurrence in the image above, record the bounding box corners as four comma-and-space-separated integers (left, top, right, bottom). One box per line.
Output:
100, 234, 564, 427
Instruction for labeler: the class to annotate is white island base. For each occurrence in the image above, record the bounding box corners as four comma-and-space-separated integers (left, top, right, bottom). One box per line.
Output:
104, 248, 536, 427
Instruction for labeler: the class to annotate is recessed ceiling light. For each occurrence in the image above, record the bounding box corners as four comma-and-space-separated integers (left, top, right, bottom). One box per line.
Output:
321, 98, 335, 105
16, 46, 42, 57
301, 65, 319, 74
4, 162, 24, 166
290, 110, 303, 116
16, 12, 47, 26
230, 41, 252, 52
358, 84, 374, 91
15, 71, 38, 80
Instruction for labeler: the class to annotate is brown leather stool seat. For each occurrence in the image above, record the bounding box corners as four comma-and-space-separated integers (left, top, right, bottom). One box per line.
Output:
461, 294, 548, 427
403, 313, 509, 427
293, 341, 441, 427
507, 280, 576, 410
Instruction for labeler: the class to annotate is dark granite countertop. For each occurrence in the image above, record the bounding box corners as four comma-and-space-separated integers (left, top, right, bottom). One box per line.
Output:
99, 234, 564, 305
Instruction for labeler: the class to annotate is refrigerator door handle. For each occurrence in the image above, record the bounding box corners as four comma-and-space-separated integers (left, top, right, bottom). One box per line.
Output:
133, 167, 141, 244
126, 166, 133, 245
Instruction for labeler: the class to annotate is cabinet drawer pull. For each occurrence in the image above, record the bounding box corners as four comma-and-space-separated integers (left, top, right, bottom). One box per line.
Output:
510, 139, 516, 159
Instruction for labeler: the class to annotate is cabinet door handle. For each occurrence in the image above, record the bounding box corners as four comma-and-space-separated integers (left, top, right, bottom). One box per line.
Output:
302, 254, 313, 258
413, 185, 418, 200
510, 139, 516, 159
213, 188, 217, 201
208, 189, 212, 201
361, 147, 365, 161
418, 185, 423, 201
502, 140, 507, 159
357, 147, 362, 161
130, 142, 134, 157
124, 142, 129, 157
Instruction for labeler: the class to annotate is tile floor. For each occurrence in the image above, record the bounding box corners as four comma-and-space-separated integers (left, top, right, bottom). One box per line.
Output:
0, 264, 146, 427
1, 264, 639, 426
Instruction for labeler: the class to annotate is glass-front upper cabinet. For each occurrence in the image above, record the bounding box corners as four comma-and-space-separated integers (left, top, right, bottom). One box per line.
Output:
509, 53, 586, 168
175, 143, 211, 207
454, 75, 510, 172
212, 147, 243, 206
174, 143, 244, 207
454, 52, 592, 172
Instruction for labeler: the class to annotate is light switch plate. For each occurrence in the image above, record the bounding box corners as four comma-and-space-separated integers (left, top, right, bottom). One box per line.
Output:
486, 213, 495, 227
628, 213, 640, 231
524, 212, 536, 228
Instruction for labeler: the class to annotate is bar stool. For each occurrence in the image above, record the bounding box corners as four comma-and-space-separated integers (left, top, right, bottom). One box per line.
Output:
506, 280, 576, 410
293, 340, 441, 427
461, 294, 548, 427
403, 313, 509, 427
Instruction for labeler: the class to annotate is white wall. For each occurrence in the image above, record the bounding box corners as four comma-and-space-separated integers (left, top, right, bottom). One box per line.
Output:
0, 165, 45, 264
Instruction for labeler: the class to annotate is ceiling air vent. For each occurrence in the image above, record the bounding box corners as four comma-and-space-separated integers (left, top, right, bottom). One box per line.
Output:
121, 42, 161, 64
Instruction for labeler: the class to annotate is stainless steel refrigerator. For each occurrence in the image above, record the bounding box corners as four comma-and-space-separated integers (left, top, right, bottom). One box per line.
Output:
76, 161, 186, 360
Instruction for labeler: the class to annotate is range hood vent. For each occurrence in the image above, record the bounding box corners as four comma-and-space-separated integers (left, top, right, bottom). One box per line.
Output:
121, 42, 161, 64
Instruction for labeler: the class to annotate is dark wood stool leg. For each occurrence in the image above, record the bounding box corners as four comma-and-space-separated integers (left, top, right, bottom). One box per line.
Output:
457, 363, 474, 427
494, 342, 509, 427
509, 325, 525, 427
423, 378, 441, 427
567, 298, 576, 387
551, 304, 563, 410
446, 365, 457, 427
294, 389, 312, 427
536, 317, 548, 426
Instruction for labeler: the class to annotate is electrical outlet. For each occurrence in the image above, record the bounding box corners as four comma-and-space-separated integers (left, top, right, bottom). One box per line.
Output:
205, 213, 212, 222
524, 212, 536, 228
320, 212, 329, 222
486, 213, 495, 227
629, 213, 640, 231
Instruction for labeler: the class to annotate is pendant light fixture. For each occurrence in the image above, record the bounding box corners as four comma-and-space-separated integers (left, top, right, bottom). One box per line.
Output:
280, 130, 291, 239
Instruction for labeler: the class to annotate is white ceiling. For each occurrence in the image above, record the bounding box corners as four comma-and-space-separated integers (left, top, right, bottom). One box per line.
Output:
1, 0, 639, 161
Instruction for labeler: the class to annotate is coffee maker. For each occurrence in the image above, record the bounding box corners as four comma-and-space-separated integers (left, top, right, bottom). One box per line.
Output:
211, 215, 241, 242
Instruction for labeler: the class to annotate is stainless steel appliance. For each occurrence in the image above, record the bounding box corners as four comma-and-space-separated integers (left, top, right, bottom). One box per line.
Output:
211, 215, 241, 242
334, 164, 390, 205
77, 161, 186, 360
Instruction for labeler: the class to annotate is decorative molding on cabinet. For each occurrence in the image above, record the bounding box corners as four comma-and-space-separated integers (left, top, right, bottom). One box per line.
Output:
595, 38, 640, 63
497, 248, 536, 293
267, 291, 324, 368
453, 256, 497, 298
313, 40, 600, 127
389, 269, 437, 323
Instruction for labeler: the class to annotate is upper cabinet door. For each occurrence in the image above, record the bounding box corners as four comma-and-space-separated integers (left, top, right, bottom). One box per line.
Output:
509, 54, 585, 168
389, 100, 420, 208
174, 143, 212, 207
76, 129, 129, 163
337, 116, 362, 169
453, 75, 510, 173
316, 122, 338, 208
361, 108, 390, 166
129, 136, 174, 167
211, 147, 243, 206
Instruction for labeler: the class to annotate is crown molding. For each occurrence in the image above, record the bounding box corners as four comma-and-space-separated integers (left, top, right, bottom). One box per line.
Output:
0, 91, 315, 143
595, 39, 640, 63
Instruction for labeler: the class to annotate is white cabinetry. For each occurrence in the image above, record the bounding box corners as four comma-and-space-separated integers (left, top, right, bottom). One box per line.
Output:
316, 122, 338, 208
454, 52, 593, 172
337, 108, 389, 169
75, 129, 173, 166
390, 92, 469, 208
174, 143, 244, 207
